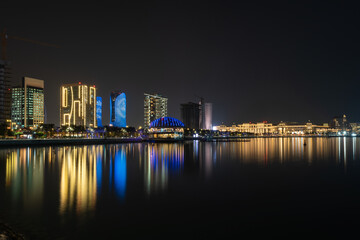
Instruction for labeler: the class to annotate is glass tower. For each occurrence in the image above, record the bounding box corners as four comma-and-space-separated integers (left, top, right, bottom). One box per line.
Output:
11, 77, 44, 128
96, 96, 102, 127
110, 91, 126, 127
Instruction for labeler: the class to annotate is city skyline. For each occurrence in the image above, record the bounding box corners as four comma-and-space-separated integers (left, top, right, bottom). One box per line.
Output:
1, 2, 360, 127
2, 3, 360, 239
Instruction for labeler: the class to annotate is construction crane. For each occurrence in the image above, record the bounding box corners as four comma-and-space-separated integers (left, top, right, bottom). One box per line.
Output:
1, 28, 60, 60
0, 29, 60, 126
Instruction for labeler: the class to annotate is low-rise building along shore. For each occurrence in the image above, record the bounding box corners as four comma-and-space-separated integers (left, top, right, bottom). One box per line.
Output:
213, 121, 353, 136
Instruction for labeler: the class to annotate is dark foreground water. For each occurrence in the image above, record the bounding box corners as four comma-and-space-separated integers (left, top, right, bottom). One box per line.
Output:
1, 137, 360, 239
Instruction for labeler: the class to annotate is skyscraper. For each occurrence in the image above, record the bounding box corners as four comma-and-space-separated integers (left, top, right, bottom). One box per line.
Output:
202, 102, 213, 130
110, 91, 126, 127
0, 60, 11, 125
60, 82, 97, 128
11, 77, 44, 128
180, 102, 201, 129
144, 93, 168, 129
96, 96, 103, 127
181, 99, 212, 130
198, 98, 212, 130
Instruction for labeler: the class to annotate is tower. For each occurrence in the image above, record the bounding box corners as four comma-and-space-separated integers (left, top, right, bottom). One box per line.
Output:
11, 77, 44, 128
199, 98, 212, 130
110, 91, 126, 127
144, 93, 167, 129
180, 102, 201, 129
96, 96, 103, 127
0, 60, 11, 125
60, 82, 96, 128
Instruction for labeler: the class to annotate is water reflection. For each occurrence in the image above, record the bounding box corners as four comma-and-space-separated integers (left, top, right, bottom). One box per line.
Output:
211, 137, 360, 168
59, 146, 97, 215
2, 137, 360, 219
109, 145, 127, 199
144, 143, 184, 194
5, 148, 45, 212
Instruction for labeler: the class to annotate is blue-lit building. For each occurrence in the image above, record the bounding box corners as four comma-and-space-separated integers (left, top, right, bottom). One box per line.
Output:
96, 96, 103, 127
148, 117, 185, 139
110, 91, 126, 127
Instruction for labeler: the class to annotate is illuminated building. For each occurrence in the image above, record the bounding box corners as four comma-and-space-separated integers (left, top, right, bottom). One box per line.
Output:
237, 122, 274, 134
144, 93, 167, 129
60, 82, 97, 128
11, 77, 44, 128
11, 87, 24, 127
110, 91, 126, 127
198, 98, 212, 130
214, 121, 330, 135
181, 98, 212, 130
148, 117, 184, 139
0, 60, 11, 124
330, 115, 349, 131
96, 96, 102, 127
201, 102, 212, 130
180, 102, 200, 129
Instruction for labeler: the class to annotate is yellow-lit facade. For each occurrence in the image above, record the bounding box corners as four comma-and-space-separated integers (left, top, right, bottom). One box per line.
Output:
11, 77, 45, 129
60, 83, 97, 128
148, 127, 184, 139
144, 93, 168, 129
214, 122, 331, 135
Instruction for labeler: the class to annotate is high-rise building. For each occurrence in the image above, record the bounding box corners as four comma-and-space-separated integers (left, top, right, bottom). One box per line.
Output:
11, 77, 44, 128
110, 91, 126, 127
11, 87, 24, 127
96, 96, 103, 127
180, 102, 200, 129
330, 114, 349, 131
199, 98, 212, 130
181, 99, 212, 130
0, 60, 11, 125
203, 102, 212, 130
60, 82, 97, 128
144, 93, 167, 129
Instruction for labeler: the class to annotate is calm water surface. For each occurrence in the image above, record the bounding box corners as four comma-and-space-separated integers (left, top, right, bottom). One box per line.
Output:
1, 137, 360, 239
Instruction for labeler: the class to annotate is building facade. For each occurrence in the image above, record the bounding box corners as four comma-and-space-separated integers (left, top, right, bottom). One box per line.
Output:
214, 121, 330, 135
198, 98, 212, 130
180, 102, 200, 129
0, 60, 11, 125
60, 82, 96, 128
11, 77, 44, 128
202, 102, 212, 130
110, 91, 126, 127
11, 87, 24, 127
144, 93, 167, 129
148, 117, 185, 139
96, 96, 103, 127
180, 99, 212, 130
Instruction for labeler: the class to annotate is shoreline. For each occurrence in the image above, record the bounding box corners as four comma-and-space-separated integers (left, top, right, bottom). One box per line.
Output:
0, 137, 143, 148
0, 135, 355, 147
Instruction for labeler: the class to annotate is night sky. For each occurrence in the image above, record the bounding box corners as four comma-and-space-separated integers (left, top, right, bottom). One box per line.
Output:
1, 1, 360, 127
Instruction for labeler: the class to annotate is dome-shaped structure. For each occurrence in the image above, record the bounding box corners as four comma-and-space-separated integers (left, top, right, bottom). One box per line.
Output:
149, 117, 185, 128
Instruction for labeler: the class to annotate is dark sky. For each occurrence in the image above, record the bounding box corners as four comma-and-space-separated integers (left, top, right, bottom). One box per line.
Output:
1, 1, 360, 127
